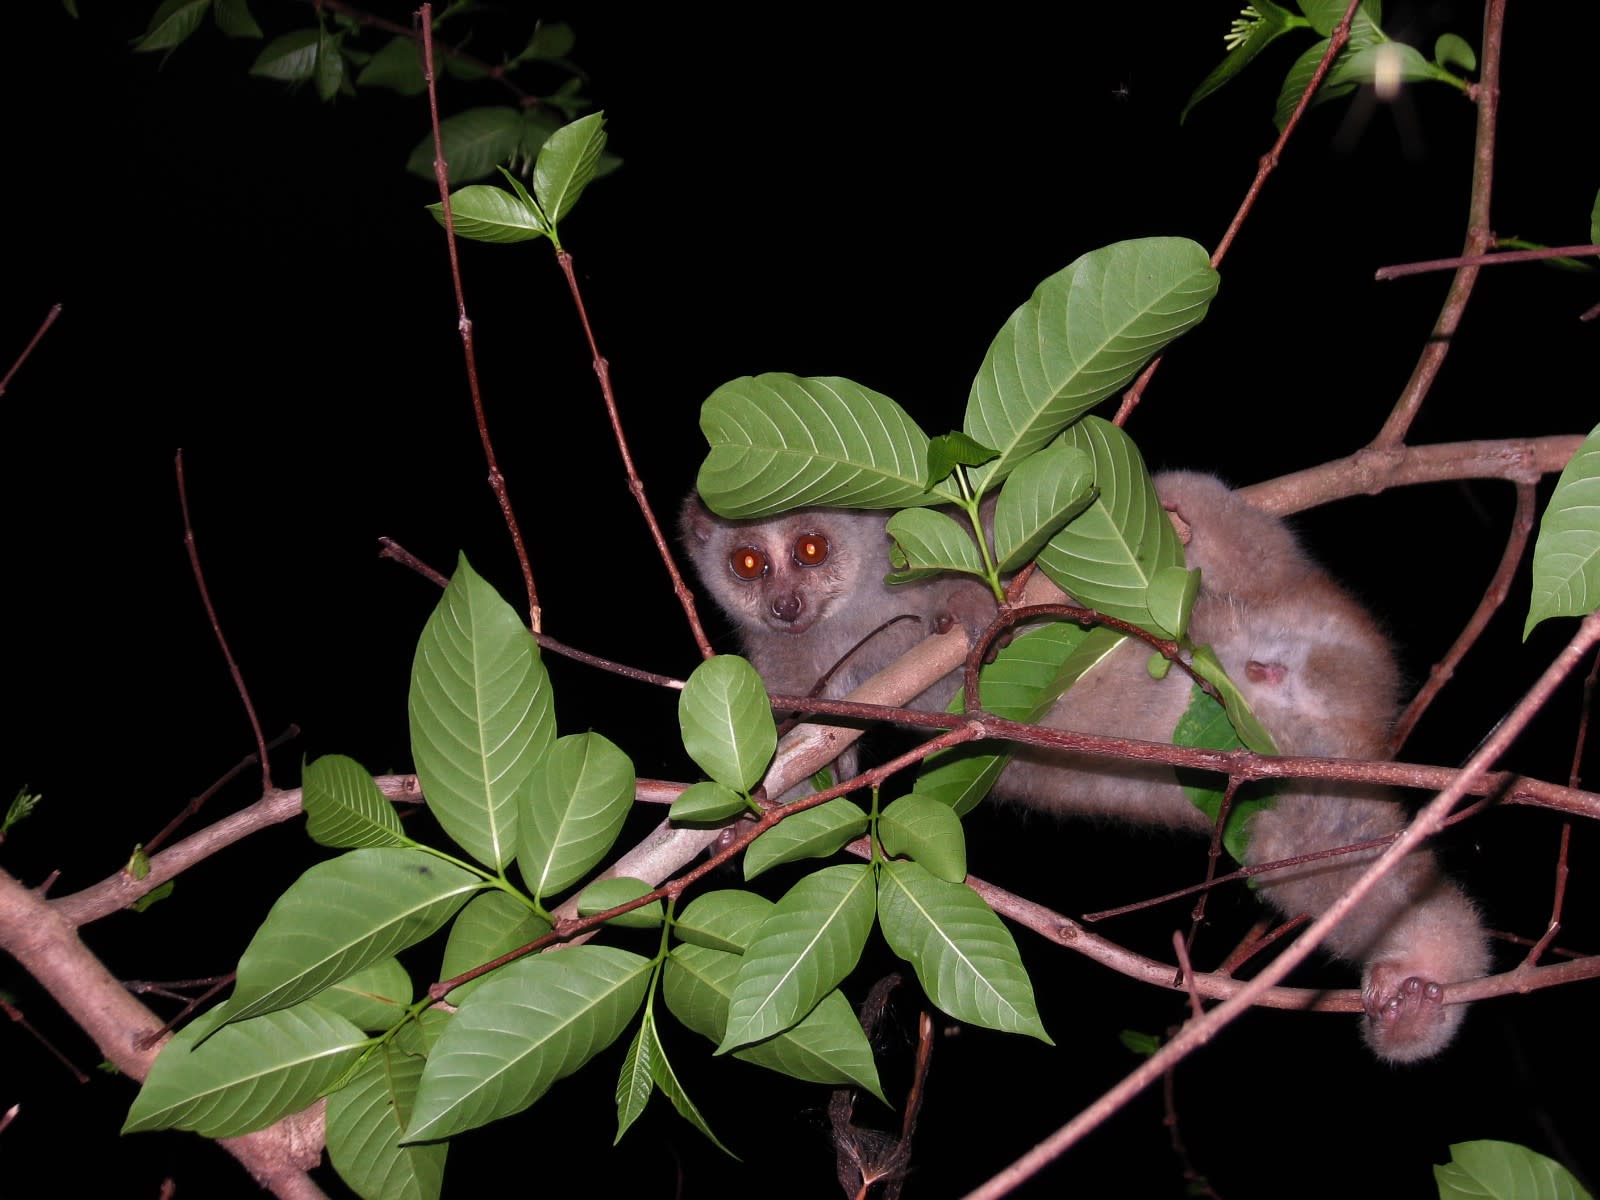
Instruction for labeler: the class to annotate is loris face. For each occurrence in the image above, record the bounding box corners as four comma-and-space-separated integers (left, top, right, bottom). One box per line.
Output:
681, 499, 884, 636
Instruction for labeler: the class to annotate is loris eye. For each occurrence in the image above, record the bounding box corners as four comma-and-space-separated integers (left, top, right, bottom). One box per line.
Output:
729, 546, 768, 580
792, 532, 830, 567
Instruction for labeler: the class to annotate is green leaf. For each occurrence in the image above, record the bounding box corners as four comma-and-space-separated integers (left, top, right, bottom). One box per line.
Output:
1330, 41, 1453, 93
1, 786, 40, 837
1525, 424, 1600, 637
405, 946, 651, 1141
679, 655, 776, 792
1181, 0, 1307, 122
516, 109, 564, 169
1036, 417, 1185, 634
964, 239, 1218, 491
1434, 1140, 1591, 1200
131, 882, 175, 912
577, 877, 663, 929
518, 20, 576, 62
878, 795, 967, 882
913, 623, 1111, 815
1433, 32, 1476, 73
664, 943, 884, 1099
718, 865, 876, 1052
1591, 189, 1600, 246
356, 35, 426, 95
744, 798, 870, 880
427, 184, 549, 245
672, 889, 774, 953
542, 78, 597, 123
439, 890, 549, 1005
613, 1016, 654, 1144
124, 1000, 368, 1137
326, 1038, 447, 1200
1172, 686, 1275, 863
316, 958, 412, 1031
1299, 0, 1382, 38
533, 112, 607, 227
302, 754, 406, 848
617, 1007, 737, 1156
877, 860, 1051, 1042
518, 731, 635, 902
885, 507, 985, 582
213, 0, 261, 38
495, 164, 540, 218
125, 844, 151, 880
925, 431, 999, 486
1119, 1029, 1162, 1056
1147, 564, 1200, 642
133, 0, 210, 52
406, 107, 524, 183
313, 30, 345, 101
1270, 6, 1385, 130
409, 553, 554, 870
228, 849, 482, 1026
697, 374, 949, 517
249, 29, 322, 83
669, 780, 751, 825
992, 442, 1097, 572
1273, 36, 1345, 128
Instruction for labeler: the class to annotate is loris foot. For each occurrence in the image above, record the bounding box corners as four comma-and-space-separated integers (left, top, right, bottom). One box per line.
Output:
1362, 965, 1460, 1064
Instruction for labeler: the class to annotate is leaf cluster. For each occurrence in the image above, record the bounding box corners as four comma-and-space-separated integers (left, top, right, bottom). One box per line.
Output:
132, 1, 619, 186
1182, 0, 1477, 127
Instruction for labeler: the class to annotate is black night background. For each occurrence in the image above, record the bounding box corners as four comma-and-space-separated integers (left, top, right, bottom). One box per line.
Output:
3, 4, 1597, 1197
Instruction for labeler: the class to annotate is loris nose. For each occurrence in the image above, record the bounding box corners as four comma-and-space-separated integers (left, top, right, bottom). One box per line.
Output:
772, 593, 803, 623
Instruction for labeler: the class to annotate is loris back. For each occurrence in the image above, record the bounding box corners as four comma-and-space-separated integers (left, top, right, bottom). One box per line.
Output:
682, 474, 1490, 1062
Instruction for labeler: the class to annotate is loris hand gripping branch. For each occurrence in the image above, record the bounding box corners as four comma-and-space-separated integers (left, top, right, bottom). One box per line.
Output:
681, 472, 1491, 1063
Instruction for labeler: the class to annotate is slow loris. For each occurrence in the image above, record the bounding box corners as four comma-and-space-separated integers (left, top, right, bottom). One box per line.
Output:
681, 472, 1490, 1062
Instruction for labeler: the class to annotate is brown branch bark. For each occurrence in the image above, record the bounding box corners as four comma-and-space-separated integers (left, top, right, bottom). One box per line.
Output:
1239, 434, 1581, 516
0, 866, 329, 1198
1369, 0, 1504, 448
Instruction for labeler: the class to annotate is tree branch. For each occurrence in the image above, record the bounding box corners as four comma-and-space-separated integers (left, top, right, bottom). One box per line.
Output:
0, 866, 329, 1198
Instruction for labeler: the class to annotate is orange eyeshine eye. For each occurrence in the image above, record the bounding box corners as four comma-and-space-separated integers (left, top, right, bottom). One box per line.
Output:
729, 546, 768, 580
793, 532, 829, 567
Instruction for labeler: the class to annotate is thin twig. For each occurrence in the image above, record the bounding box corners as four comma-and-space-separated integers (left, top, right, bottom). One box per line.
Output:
1376, 243, 1600, 281
175, 450, 273, 791
1390, 480, 1537, 752
1522, 823, 1571, 967
1526, 648, 1600, 964
1159, 1048, 1220, 1200
0, 303, 61, 397
1212, 0, 1362, 268
555, 252, 716, 659
1118, 1, 1361, 426
417, 5, 542, 630
144, 726, 300, 856
378, 536, 686, 689
377, 536, 450, 588
1, 995, 89, 1083
1370, 0, 1505, 448
1188, 776, 1240, 944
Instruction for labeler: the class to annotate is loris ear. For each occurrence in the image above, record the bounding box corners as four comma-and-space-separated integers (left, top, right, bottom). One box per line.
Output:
680, 492, 717, 546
